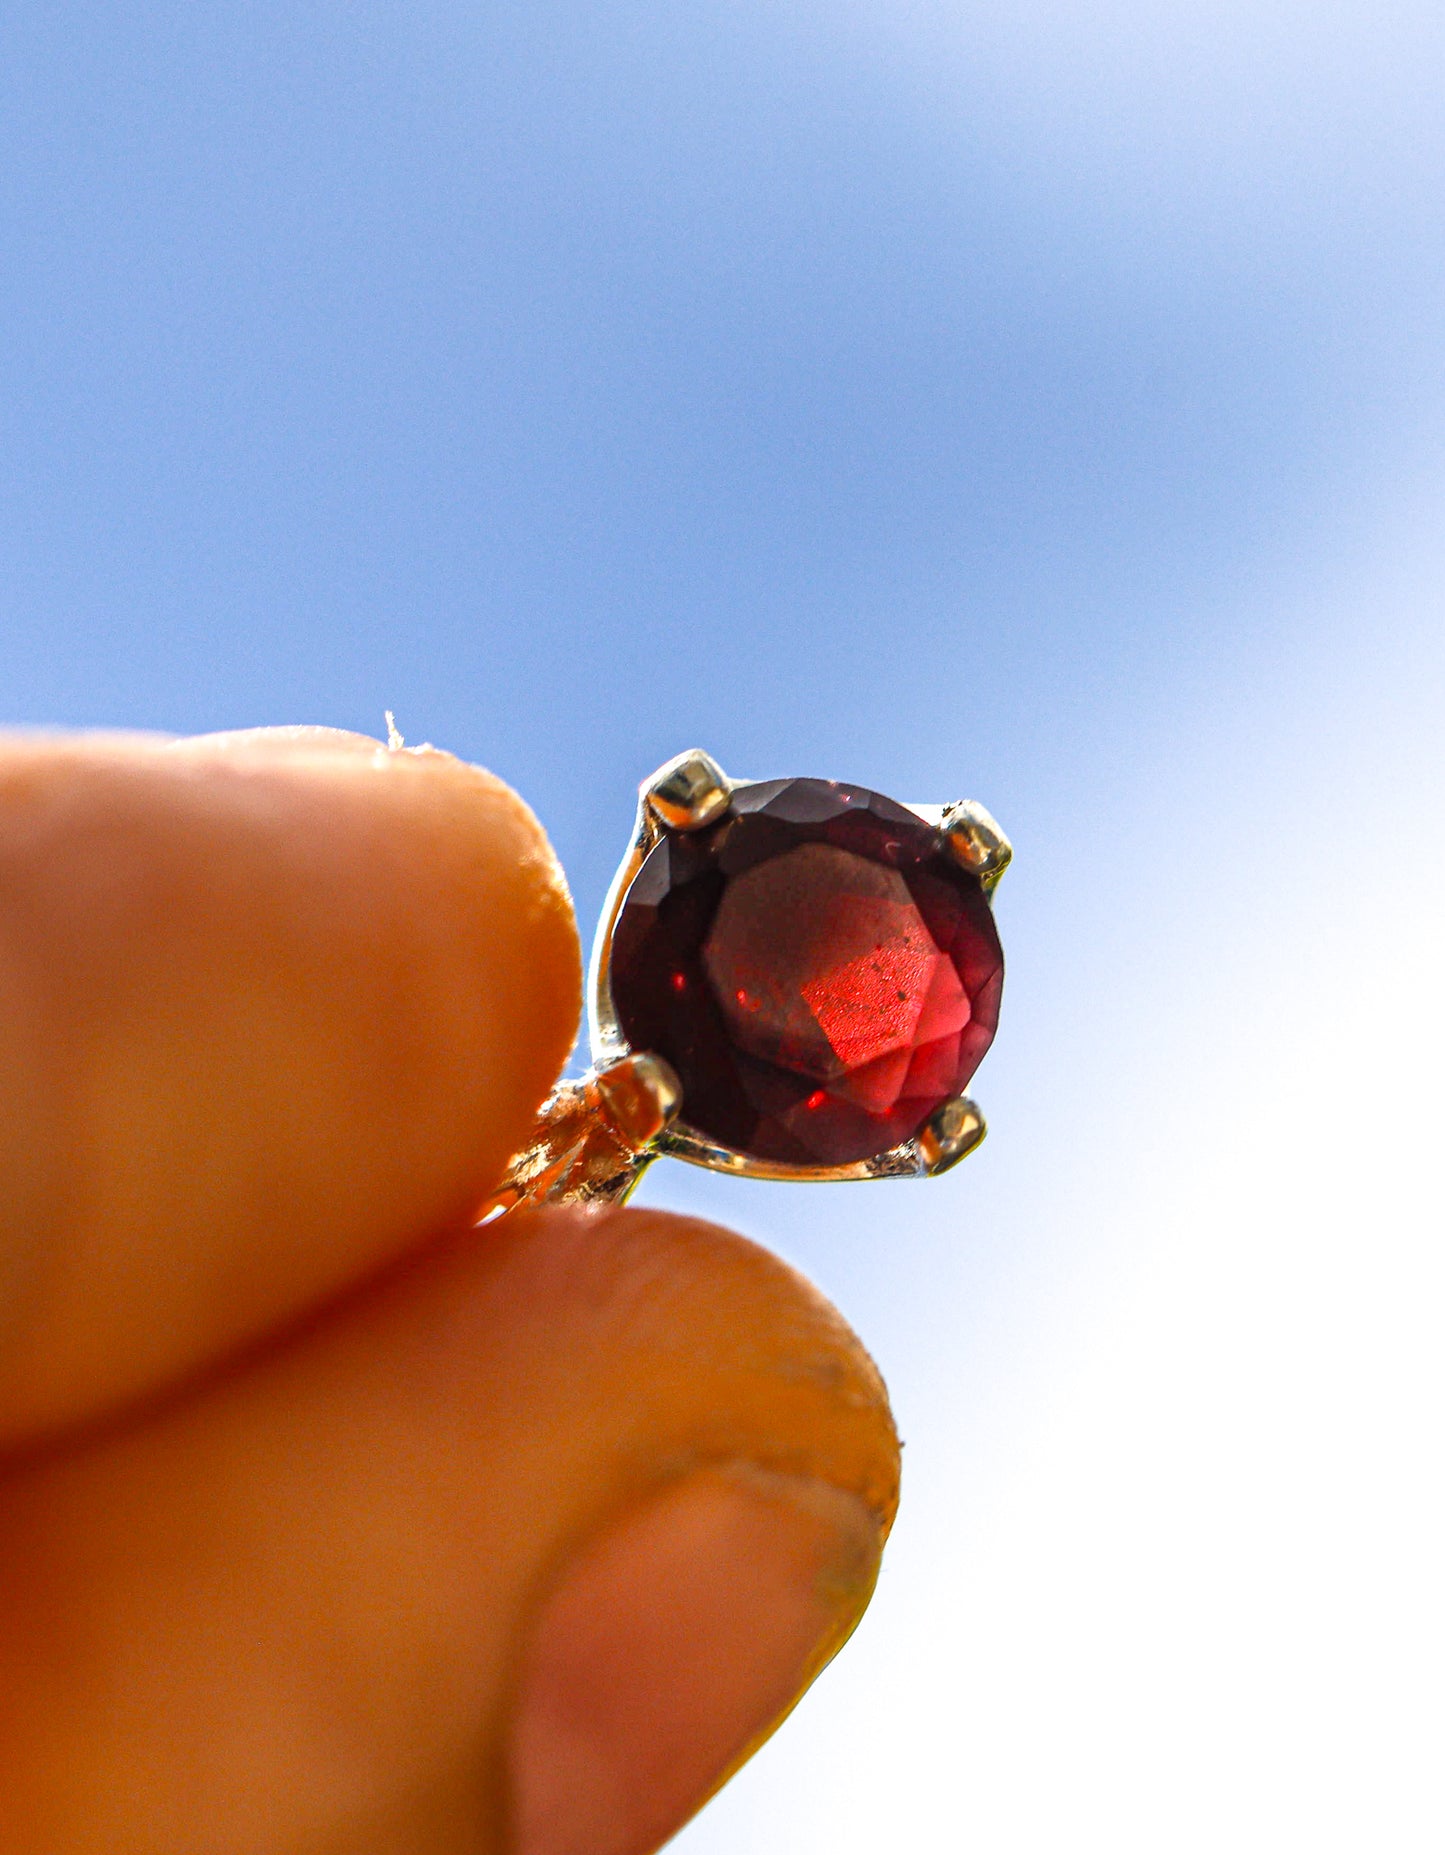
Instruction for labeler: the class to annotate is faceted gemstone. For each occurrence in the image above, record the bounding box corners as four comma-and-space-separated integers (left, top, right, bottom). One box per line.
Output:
608, 779, 1004, 1166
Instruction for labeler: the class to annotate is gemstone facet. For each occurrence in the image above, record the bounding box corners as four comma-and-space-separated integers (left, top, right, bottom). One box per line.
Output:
609, 779, 1004, 1166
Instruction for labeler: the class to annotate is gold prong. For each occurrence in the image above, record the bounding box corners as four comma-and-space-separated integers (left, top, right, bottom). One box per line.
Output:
643, 750, 731, 832
917, 1096, 986, 1175
594, 1050, 683, 1148
942, 800, 1012, 891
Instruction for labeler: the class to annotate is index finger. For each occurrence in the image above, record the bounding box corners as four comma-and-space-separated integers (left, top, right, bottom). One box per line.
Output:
0, 726, 580, 1448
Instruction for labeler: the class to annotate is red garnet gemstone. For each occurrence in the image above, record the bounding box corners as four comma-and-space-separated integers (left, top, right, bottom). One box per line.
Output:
609, 779, 1004, 1166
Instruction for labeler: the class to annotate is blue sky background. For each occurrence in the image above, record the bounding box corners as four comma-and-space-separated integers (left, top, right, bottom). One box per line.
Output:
3, 3, 1442, 1847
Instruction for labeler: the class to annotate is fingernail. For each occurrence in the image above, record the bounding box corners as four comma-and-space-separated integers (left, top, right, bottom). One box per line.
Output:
506, 1467, 882, 1855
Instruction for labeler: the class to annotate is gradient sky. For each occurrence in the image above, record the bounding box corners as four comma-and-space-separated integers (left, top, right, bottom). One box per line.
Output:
2, 3, 1442, 1848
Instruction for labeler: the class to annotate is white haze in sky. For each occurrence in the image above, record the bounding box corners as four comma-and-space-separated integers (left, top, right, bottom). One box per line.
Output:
670, 474, 1445, 1852
660, 11, 1445, 1845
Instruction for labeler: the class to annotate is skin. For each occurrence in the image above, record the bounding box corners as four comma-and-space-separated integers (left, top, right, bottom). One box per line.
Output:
0, 727, 900, 1854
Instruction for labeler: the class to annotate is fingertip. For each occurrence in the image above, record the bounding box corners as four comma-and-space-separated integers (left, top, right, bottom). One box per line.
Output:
477, 1202, 902, 1538
507, 1467, 882, 1855
0, 1196, 897, 1849
0, 727, 581, 1441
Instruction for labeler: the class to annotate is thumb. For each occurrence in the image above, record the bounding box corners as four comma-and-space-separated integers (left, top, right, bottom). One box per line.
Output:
0, 1204, 900, 1855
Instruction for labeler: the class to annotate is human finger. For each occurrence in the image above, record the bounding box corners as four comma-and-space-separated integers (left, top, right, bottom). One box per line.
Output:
0, 1202, 900, 1854
0, 726, 579, 1445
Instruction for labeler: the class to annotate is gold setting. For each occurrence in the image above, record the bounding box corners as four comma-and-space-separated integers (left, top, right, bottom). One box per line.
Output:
594, 1049, 682, 1148
486, 753, 1009, 1214
642, 748, 732, 833
941, 799, 1012, 892
916, 1095, 987, 1175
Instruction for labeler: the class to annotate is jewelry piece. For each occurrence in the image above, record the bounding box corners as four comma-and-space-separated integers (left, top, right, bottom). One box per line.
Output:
484, 751, 1009, 1215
